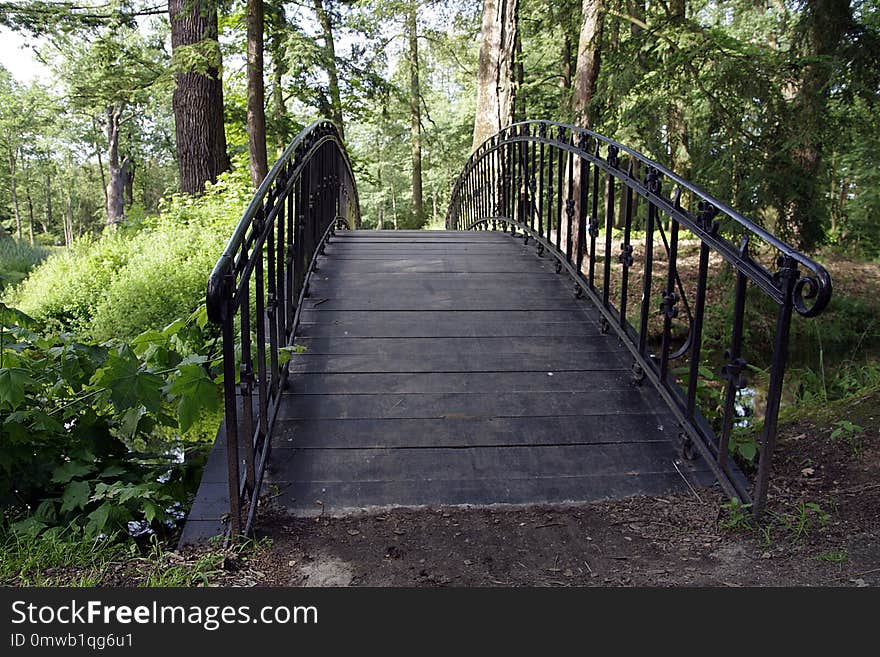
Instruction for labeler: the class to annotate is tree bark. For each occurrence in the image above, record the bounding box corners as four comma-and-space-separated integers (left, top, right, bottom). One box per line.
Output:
472, 0, 518, 150
406, 1, 423, 227
572, 0, 604, 129
268, 1, 289, 155
169, 0, 230, 195
247, 0, 268, 187
8, 149, 21, 240
104, 105, 125, 228
25, 185, 34, 245
44, 170, 53, 232
313, 0, 344, 138
666, 0, 690, 179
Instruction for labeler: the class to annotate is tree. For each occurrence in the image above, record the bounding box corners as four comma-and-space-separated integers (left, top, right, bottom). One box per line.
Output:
169, 0, 230, 194
572, 0, 603, 128
246, 0, 268, 187
406, 0, 424, 225
472, 0, 518, 150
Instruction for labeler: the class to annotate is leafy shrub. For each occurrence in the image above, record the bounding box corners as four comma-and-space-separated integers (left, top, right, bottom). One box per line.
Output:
0, 303, 221, 538
8, 168, 250, 340
0, 238, 49, 292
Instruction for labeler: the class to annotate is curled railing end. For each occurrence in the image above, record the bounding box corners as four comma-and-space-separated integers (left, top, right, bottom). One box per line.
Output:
206, 255, 233, 325
793, 267, 833, 318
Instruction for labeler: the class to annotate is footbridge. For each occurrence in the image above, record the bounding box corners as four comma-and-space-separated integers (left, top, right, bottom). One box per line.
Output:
180, 120, 832, 543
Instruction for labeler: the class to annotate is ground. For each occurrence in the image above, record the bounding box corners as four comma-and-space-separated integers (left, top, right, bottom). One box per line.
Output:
179, 388, 878, 587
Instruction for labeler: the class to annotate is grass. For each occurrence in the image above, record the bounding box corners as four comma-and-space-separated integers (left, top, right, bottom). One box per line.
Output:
0, 238, 49, 292
0, 528, 269, 587
0, 527, 128, 586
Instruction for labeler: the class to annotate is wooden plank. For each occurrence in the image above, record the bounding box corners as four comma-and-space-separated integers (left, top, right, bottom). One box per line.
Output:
298, 294, 589, 312
292, 336, 620, 356
270, 413, 676, 449
308, 276, 577, 297
285, 371, 633, 394
287, 352, 631, 374
297, 309, 597, 325
271, 471, 712, 513
313, 259, 552, 273
277, 390, 669, 420
268, 443, 701, 483
297, 319, 599, 338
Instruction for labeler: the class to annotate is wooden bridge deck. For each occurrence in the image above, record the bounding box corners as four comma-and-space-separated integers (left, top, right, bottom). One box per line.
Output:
181, 230, 712, 543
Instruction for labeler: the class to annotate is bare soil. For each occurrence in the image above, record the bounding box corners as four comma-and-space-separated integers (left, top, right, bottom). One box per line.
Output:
214, 389, 879, 588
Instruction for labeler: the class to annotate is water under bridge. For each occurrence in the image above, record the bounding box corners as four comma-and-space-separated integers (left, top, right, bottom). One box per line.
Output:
180, 120, 832, 544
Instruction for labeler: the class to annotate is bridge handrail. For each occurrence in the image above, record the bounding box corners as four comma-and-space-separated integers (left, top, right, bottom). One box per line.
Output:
206, 120, 360, 536
445, 119, 833, 514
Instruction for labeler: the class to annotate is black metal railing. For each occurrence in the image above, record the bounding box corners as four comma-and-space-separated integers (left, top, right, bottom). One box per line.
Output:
206, 120, 360, 536
446, 120, 832, 514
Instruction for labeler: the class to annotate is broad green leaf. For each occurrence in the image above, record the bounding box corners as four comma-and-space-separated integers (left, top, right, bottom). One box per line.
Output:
60, 480, 91, 514
0, 367, 35, 410
91, 345, 163, 414
119, 405, 147, 439
51, 460, 96, 484
167, 363, 219, 432
84, 504, 111, 537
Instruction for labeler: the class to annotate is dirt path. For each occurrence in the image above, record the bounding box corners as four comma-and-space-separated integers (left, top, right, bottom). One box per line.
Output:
233, 392, 879, 587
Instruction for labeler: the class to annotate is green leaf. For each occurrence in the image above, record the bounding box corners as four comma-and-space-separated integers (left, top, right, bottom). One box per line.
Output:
91, 345, 164, 414
130, 329, 167, 358
12, 516, 46, 537
143, 500, 160, 524
84, 504, 111, 537
119, 405, 147, 439
60, 480, 91, 514
0, 302, 36, 329
167, 363, 219, 432
0, 367, 35, 410
52, 461, 97, 484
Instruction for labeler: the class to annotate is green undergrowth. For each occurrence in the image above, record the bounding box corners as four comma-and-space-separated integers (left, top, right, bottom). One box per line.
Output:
0, 528, 268, 587
0, 239, 49, 293
6, 168, 251, 341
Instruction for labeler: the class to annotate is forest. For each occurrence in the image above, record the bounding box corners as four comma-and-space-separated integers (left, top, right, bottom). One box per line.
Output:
0, 0, 878, 585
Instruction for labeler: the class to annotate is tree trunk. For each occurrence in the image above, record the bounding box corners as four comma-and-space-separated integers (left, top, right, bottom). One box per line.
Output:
572, 0, 604, 128
8, 150, 21, 240
122, 158, 134, 208
247, 0, 269, 187
25, 185, 34, 246
472, 0, 518, 150
268, 1, 289, 155
666, 0, 690, 179
406, 1, 424, 227
65, 192, 74, 247
775, 0, 851, 249
104, 105, 125, 228
169, 0, 230, 195
560, 31, 572, 118
44, 171, 53, 232
566, 0, 605, 262
313, 0, 344, 138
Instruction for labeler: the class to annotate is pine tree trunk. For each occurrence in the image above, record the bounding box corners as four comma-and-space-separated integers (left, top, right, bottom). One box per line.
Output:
268, 1, 289, 155
313, 0, 344, 138
472, 0, 518, 150
247, 0, 268, 187
169, 0, 230, 195
44, 171, 53, 232
406, 1, 424, 227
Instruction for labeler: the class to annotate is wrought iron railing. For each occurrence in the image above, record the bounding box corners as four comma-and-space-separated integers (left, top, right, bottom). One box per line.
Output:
206, 120, 360, 536
446, 120, 832, 514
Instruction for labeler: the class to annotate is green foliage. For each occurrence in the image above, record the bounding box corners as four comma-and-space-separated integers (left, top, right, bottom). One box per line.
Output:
0, 303, 221, 538
829, 420, 865, 457
719, 497, 753, 532
9, 167, 250, 340
0, 239, 50, 291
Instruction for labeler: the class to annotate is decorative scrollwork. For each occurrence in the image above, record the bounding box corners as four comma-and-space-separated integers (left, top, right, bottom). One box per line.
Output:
721, 354, 749, 390
696, 200, 719, 235
565, 198, 575, 220
619, 243, 634, 268
588, 218, 600, 239
538, 122, 548, 138
659, 291, 679, 319
607, 144, 619, 168
645, 167, 661, 194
